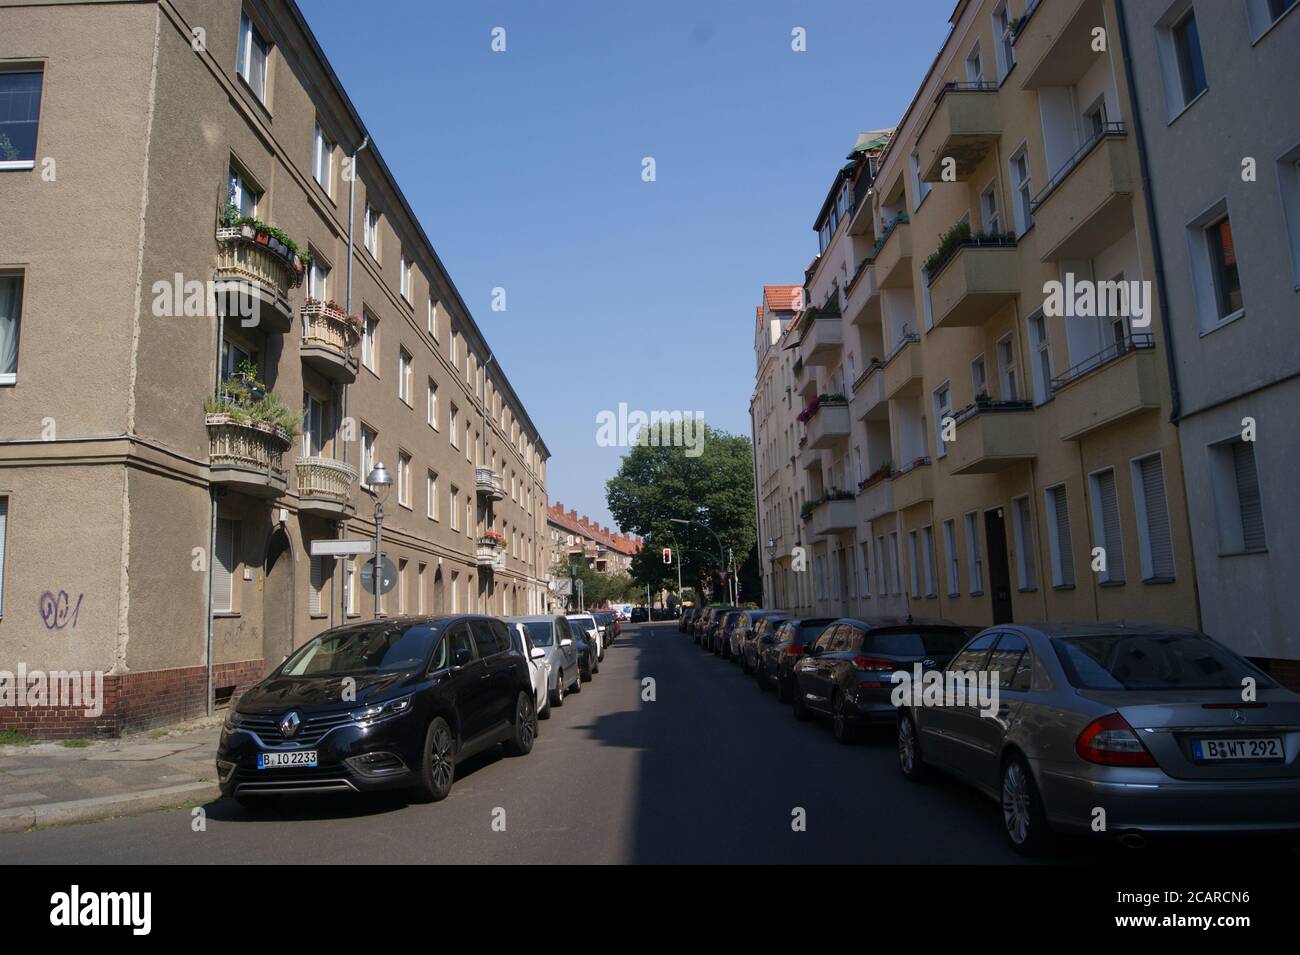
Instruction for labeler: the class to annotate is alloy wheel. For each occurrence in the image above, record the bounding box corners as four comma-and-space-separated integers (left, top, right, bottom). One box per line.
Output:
430, 723, 454, 792
518, 694, 535, 750
897, 716, 916, 775
1002, 761, 1032, 846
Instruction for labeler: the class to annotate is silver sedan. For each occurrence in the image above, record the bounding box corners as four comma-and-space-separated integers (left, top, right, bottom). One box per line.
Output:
896, 623, 1300, 855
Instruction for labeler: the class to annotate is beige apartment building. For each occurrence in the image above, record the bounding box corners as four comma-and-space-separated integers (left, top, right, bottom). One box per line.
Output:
756, 0, 1203, 640
0, 0, 549, 736
545, 502, 640, 608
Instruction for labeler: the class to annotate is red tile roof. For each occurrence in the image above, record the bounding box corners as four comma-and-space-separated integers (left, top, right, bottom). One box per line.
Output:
762, 285, 802, 312
548, 502, 640, 556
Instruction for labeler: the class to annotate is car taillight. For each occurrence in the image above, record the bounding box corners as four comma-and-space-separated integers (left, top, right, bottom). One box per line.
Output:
1075, 713, 1156, 767
784, 645, 806, 656
852, 655, 896, 672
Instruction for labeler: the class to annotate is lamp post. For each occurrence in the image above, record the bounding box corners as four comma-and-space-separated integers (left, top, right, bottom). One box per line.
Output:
671, 516, 726, 605
367, 462, 393, 618
766, 537, 777, 608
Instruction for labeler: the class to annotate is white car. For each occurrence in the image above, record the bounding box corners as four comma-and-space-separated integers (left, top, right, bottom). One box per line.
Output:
509, 622, 551, 724
566, 613, 603, 669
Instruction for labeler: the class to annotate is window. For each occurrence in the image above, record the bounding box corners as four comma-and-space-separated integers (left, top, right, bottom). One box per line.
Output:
1205, 216, 1242, 319
0, 70, 43, 169
1045, 484, 1075, 588
307, 256, 330, 300
227, 164, 259, 218
907, 530, 921, 598
993, 1, 1016, 80
971, 354, 988, 399
0, 273, 23, 384
213, 518, 238, 613
942, 519, 960, 596
1249, 0, 1300, 37
1172, 10, 1207, 106
980, 182, 1000, 235
426, 470, 439, 520
399, 251, 412, 301
309, 554, 327, 616
236, 13, 270, 103
449, 486, 460, 531
396, 559, 408, 614
996, 334, 1018, 400
1131, 453, 1175, 581
398, 348, 412, 404
0, 496, 7, 614
909, 149, 930, 208
397, 451, 411, 508
427, 379, 439, 429
1088, 467, 1126, 584
450, 329, 459, 368
302, 391, 330, 457
361, 311, 378, 372
932, 383, 952, 458
859, 542, 872, 597
1209, 439, 1266, 553
427, 297, 438, 337
417, 563, 427, 613
1083, 96, 1108, 138
1012, 496, 1037, 591
1027, 311, 1052, 405
364, 202, 380, 258
1009, 145, 1033, 235
359, 425, 377, 489
922, 525, 938, 596
965, 44, 984, 84
312, 123, 333, 195
346, 558, 358, 615
450, 571, 460, 612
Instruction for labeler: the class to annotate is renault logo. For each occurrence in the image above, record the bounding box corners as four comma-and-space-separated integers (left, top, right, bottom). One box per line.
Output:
279, 711, 302, 738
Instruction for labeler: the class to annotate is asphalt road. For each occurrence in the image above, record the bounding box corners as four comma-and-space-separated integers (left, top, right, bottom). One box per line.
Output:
4, 622, 1297, 864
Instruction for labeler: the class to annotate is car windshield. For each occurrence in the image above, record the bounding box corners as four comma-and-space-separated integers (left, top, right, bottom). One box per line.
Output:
280, 622, 439, 676
522, 622, 555, 647
1053, 632, 1275, 691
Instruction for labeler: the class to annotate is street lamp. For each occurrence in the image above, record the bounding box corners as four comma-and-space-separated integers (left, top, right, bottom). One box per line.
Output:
366, 462, 393, 618
671, 516, 728, 604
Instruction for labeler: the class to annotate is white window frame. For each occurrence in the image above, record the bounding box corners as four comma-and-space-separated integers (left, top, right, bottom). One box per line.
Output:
992, 1, 1016, 81
364, 202, 380, 258
312, 122, 334, 196
397, 451, 411, 508
236, 12, 270, 103
427, 379, 439, 429
361, 311, 378, 372
1044, 483, 1075, 588
932, 381, 952, 459
427, 470, 439, 520
942, 519, 960, 597
1130, 450, 1176, 582
1008, 143, 1033, 235
1087, 466, 1127, 584
0, 272, 24, 385
398, 347, 412, 404
400, 251, 412, 302
1011, 495, 1037, 591
996, 333, 1019, 400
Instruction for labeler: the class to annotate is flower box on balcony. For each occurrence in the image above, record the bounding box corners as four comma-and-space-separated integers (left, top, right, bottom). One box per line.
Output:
205, 413, 291, 498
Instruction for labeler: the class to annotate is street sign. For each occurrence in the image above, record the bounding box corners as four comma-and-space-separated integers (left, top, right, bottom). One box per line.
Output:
360, 555, 398, 595
310, 539, 374, 557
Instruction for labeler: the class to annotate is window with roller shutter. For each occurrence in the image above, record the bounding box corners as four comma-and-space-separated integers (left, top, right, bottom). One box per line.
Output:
309, 554, 327, 615
0, 496, 8, 615
1012, 496, 1037, 591
213, 518, 238, 613
1089, 468, 1126, 584
1233, 441, 1266, 552
1045, 484, 1075, 588
1133, 453, 1175, 581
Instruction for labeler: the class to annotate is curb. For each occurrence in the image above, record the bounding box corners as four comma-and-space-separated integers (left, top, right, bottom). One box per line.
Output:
0, 781, 221, 834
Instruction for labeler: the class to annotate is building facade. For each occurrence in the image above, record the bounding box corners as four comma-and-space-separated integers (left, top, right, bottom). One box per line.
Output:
545, 502, 640, 605
0, 0, 550, 737
754, 0, 1208, 647
1115, 0, 1300, 684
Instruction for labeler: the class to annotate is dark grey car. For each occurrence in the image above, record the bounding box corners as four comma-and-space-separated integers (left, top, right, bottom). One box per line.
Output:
897, 623, 1300, 855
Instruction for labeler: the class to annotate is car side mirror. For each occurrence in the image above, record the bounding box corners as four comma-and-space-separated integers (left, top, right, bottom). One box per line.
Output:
530, 647, 546, 660
560, 638, 573, 647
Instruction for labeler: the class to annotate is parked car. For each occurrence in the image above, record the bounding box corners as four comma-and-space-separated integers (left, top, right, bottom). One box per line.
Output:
506, 614, 581, 708
700, 607, 734, 649
897, 623, 1300, 855
217, 615, 536, 805
569, 615, 603, 670
630, 606, 649, 623
730, 610, 780, 666
506, 620, 551, 728
691, 607, 715, 642
757, 617, 837, 702
680, 608, 696, 633
593, 610, 619, 646
711, 611, 744, 656
740, 614, 788, 675
792, 617, 969, 743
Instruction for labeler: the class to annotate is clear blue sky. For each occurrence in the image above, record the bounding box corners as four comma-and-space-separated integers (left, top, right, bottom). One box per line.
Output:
302, 0, 952, 528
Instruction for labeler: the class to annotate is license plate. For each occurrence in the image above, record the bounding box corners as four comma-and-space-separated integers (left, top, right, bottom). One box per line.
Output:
1192, 737, 1283, 761
257, 750, 318, 769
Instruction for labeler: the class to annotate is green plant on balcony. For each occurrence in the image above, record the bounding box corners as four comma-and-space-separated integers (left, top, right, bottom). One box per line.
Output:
922, 220, 973, 275
220, 202, 312, 270
857, 460, 894, 491
818, 392, 848, 405
479, 530, 508, 549
205, 360, 300, 438
799, 500, 819, 523
872, 212, 910, 256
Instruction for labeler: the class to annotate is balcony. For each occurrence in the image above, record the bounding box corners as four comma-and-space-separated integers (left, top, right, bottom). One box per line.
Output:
946, 400, 1037, 474
206, 414, 290, 498
883, 335, 923, 399
793, 356, 818, 399
1016, 0, 1107, 91
892, 458, 933, 511
797, 436, 821, 472
214, 226, 302, 333
806, 400, 851, 450
475, 467, 505, 501
1051, 333, 1160, 440
801, 302, 844, 366
805, 497, 857, 539
857, 469, 896, 522
300, 300, 360, 383
1031, 128, 1133, 262
845, 260, 878, 325
296, 456, 358, 518
926, 236, 1020, 328
850, 362, 888, 420
873, 216, 913, 288
476, 537, 507, 571
916, 83, 1002, 182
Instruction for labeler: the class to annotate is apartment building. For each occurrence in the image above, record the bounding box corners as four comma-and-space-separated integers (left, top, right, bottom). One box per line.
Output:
1115, 0, 1300, 682
762, 0, 1202, 639
0, 0, 549, 737
546, 502, 640, 580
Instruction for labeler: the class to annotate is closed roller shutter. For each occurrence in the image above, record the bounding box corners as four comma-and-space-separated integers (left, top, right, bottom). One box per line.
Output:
1233, 441, 1266, 551
1050, 485, 1075, 587
1097, 469, 1125, 582
1138, 455, 1175, 579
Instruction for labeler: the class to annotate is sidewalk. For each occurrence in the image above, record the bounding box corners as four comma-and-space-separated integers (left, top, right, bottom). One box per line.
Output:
0, 716, 223, 833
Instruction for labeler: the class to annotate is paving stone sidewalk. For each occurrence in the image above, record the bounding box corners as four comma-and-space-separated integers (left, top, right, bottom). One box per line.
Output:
0, 716, 223, 833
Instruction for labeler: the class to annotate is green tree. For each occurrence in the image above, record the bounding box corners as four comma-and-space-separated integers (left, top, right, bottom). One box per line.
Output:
605, 422, 756, 603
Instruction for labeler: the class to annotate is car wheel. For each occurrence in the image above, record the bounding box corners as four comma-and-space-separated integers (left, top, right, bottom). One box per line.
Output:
831, 692, 860, 744
791, 686, 810, 721
897, 711, 929, 781
549, 672, 565, 708
1002, 754, 1055, 857
776, 674, 793, 703
503, 691, 536, 757
411, 717, 456, 802
591, 654, 600, 675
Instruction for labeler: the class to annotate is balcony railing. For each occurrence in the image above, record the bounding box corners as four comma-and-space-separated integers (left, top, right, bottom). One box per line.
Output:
206, 413, 290, 497
475, 466, 505, 500
476, 539, 507, 570
916, 82, 1002, 181
300, 300, 361, 383
1051, 332, 1154, 392
215, 227, 300, 332
296, 456, 358, 515
1032, 123, 1127, 211
872, 213, 909, 258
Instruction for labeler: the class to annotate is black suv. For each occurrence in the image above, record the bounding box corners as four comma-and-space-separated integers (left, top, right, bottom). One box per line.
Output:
791, 617, 970, 742
217, 615, 536, 805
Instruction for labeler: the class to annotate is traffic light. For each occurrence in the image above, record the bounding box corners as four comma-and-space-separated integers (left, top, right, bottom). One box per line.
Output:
662, 547, 672, 565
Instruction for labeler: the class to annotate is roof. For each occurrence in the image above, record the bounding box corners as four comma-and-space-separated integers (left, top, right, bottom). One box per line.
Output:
547, 502, 641, 556
762, 285, 802, 312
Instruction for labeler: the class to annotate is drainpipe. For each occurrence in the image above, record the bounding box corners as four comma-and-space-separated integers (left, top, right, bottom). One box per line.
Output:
206, 311, 226, 716
339, 134, 370, 622
1114, 0, 1181, 424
